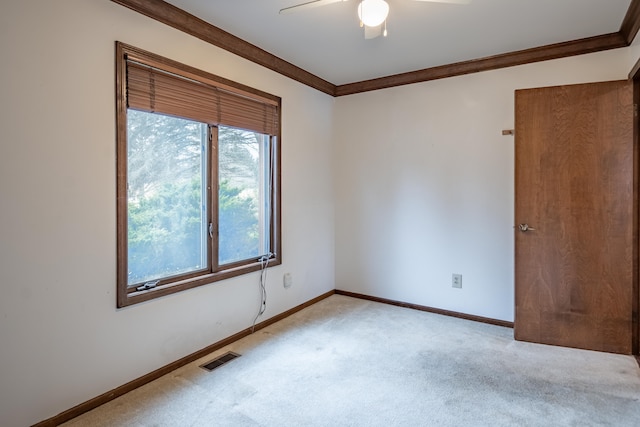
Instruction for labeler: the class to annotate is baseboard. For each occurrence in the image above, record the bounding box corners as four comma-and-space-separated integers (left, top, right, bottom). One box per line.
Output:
32, 290, 335, 427
335, 289, 514, 328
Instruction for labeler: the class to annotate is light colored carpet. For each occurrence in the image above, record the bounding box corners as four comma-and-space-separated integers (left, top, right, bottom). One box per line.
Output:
63, 295, 640, 426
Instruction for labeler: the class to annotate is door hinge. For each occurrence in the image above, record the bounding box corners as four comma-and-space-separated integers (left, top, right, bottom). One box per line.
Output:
634, 103, 638, 118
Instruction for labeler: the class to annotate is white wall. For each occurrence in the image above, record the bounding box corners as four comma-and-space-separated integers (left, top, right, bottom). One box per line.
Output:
333, 48, 635, 323
627, 34, 640, 73
0, 1, 334, 426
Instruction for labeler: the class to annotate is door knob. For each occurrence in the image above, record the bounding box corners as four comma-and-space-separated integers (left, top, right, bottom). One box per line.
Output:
518, 224, 536, 232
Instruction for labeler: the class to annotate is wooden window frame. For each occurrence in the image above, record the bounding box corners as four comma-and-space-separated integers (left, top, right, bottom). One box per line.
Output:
116, 42, 282, 307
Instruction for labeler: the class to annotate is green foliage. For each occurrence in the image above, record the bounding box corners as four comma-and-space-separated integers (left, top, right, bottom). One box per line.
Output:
128, 178, 260, 283
218, 180, 259, 265
219, 126, 260, 184
127, 110, 204, 201
217, 126, 263, 264
128, 178, 205, 283
126, 111, 264, 284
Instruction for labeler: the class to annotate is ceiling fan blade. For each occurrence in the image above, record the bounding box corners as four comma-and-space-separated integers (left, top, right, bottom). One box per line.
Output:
279, 0, 348, 14
413, 0, 471, 4
364, 24, 382, 39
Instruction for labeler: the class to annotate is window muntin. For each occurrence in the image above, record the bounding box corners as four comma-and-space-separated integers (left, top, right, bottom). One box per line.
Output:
116, 42, 281, 307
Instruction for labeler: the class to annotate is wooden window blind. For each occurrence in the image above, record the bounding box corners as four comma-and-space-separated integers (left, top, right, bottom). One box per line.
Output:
126, 61, 279, 135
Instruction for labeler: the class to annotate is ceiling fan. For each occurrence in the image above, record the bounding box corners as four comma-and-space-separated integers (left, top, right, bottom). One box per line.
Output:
279, 0, 471, 39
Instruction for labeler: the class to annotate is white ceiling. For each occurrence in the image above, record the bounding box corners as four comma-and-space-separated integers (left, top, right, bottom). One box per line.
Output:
163, 0, 632, 85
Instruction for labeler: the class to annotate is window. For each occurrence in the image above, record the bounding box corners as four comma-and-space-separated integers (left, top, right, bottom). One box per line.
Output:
116, 42, 281, 307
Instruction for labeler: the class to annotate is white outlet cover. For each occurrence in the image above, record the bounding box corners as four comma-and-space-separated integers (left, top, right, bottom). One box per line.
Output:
452, 274, 462, 289
283, 273, 293, 289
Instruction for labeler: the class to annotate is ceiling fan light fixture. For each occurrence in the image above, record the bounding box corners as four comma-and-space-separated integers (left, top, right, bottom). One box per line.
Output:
357, 0, 389, 27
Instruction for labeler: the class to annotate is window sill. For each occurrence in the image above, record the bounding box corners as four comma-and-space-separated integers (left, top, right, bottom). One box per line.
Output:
118, 257, 281, 308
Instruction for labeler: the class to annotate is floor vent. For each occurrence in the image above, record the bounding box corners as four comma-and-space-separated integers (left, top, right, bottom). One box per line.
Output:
200, 352, 241, 371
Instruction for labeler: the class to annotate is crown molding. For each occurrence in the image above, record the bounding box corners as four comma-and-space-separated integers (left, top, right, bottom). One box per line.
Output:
621, 0, 640, 44
111, 0, 640, 97
110, 0, 336, 96
335, 32, 627, 96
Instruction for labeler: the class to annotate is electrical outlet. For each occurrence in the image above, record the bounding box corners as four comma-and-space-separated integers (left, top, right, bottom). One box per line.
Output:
283, 273, 293, 289
452, 274, 462, 289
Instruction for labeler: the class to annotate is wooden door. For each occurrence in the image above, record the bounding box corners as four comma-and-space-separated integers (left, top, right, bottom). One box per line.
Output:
515, 80, 635, 354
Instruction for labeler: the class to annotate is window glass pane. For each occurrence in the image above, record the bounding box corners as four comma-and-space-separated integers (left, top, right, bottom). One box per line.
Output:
127, 110, 208, 285
218, 126, 270, 265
